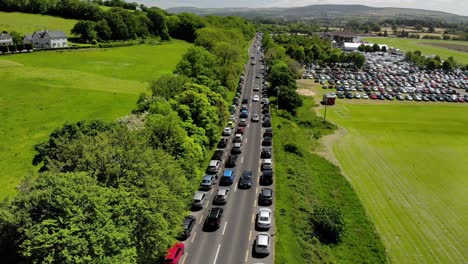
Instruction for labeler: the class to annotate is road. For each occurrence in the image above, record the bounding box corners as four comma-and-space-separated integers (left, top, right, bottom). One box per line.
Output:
181, 33, 275, 264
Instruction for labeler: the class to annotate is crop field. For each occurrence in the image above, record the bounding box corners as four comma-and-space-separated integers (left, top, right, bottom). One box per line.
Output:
323, 101, 468, 263
363, 37, 468, 64
0, 40, 192, 199
0, 11, 77, 35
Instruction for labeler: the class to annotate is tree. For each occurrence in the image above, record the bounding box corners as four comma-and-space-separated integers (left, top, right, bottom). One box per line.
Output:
269, 60, 296, 90
166, 13, 205, 42
277, 85, 303, 114
175, 46, 218, 80
381, 46, 387, 52
372, 43, 381, 52
383, 29, 388, 37
428, 25, 435, 33
94, 19, 112, 41
9, 31, 22, 45
391, 24, 398, 35
71, 20, 96, 42
147, 9, 169, 40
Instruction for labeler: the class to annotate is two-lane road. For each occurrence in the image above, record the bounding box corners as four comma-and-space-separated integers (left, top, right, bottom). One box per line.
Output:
182, 33, 275, 264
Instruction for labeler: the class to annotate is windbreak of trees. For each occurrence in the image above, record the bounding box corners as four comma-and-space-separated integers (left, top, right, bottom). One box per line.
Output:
405, 50, 464, 71
0, 15, 255, 264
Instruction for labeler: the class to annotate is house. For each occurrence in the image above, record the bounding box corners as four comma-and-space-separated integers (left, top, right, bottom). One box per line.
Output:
23, 30, 68, 49
0, 33, 13, 46
323, 31, 370, 43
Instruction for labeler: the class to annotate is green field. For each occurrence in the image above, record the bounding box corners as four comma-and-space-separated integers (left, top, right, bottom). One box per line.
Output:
0, 11, 77, 35
273, 97, 387, 263
324, 102, 468, 263
0, 40, 192, 199
363, 37, 468, 64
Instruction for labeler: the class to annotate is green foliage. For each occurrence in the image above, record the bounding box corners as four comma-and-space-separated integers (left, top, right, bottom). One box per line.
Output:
175, 46, 218, 80
71, 20, 97, 42
277, 85, 303, 114
166, 13, 205, 42
311, 206, 346, 243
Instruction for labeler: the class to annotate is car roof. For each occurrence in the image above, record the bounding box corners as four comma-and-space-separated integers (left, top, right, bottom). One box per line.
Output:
257, 233, 270, 245
217, 188, 229, 195
209, 207, 223, 216
261, 188, 273, 196
263, 159, 272, 163
243, 170, 252, 176
209, 160, 219, 166
166, 242, 184, 259
194, 192, 206, 199
203, 175, 214, 180
223, 170, 233, 176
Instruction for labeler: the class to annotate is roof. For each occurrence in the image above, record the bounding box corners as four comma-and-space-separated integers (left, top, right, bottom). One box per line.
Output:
32, 30, 67, 39
329, 31, 364, 37
257, 233, 270, 245
0, 33, 12, 40
193, 191, 205, 199
343, 42, 362, 48
209, 160, 219, 166
223, 170, 233, 176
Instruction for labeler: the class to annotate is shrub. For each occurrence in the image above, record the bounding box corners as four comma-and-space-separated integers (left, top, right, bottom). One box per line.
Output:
442, 35, 451, 40
24, 43, 33, 50
284, 143, 303, 156
310, 205, 345, 243
0, 45, 8, 53
408, 34, 420, 39
422, 35, 441, 40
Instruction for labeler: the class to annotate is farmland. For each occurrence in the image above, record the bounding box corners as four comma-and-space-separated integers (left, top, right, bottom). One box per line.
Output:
0, 40, 192, 199
321, 100, 468, 263
0, 11, 77, 35
363, 37, 468, 64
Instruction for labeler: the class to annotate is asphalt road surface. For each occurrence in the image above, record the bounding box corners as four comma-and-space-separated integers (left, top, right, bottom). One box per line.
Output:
181, 33, 275, 264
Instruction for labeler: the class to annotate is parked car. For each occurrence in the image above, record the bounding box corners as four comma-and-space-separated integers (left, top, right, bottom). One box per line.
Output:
200, 174, 217, 190
263, 128, 273, 137
217, 138, 228, 148
192, 191, 207, 209
222, 127, 232, 136
164, 242, 185, 264
261, 159, 273, 170
214, 187, 230, 204
259, 188, 273, 205
261, 148, 272, 158
233, 133, 243, 143
257, 208, 272, 229
211, 150, 224, 161
205, 207, 224, 229
231, 142, 242, 154
221, 169, 235, 185
254, 233, 271, 255
239, 170, 253, 189
180, 216, 196, 239
236, 127, 245, 135
262, 137, 272, 146
206, 160, 221, 174
225, 155, 238, 168
261, 169, 273, 185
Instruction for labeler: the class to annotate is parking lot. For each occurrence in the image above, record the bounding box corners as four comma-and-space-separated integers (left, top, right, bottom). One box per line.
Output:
304, 51, 468, 102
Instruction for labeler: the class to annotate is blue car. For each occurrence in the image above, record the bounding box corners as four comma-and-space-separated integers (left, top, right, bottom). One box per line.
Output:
221, 169, 235, 185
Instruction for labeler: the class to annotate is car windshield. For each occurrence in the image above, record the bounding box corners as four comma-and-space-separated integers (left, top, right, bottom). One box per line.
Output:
260, 216, 269, 221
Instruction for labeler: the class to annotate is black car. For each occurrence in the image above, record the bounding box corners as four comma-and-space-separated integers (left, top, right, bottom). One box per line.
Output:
262, 120, 271, 127
239, 171, 253, 189
181, 215, 196, 239
262, 137, 272, 146
242, 98, 248, 104
261, 148, 272, 158
212, 150, 224, 161
259, 188, 273, 205
377, 94, 385, 100
205, 207, 224, 229
261, 169, 273, 185
225, 155, 238, 168
217, 138, 228, 148
263, 128, 273, 138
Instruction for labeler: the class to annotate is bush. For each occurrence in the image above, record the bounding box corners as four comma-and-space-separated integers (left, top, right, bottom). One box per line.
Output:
442, 35, 451, 40
422, 35, 441, 40
91, 39, 98, 45
284, 143, 303, 156
0, 45, 8, 53
24, 43, 33, 50
408, 34, 420, 39
8, 45, 16, 52
310, 205, 345, 243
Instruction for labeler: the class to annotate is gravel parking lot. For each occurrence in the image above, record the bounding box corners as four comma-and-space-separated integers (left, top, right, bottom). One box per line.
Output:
304, 51, 468, 103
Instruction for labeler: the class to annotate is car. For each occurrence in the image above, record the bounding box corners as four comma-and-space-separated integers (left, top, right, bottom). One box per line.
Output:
222, 127, 232, 136
231, 142, 242, 154
164, 242, 185, 264
239, 118, 248, 127
261, 148, 272, 158
261, 169, 273, 185
262, 119, 271, 127
227, 120, 234, 128
181, 216, 196, 239
229, 114, 236, 122
257, 208, 272, 229
354, 93, 361, 99
233, 133, 243, 143
214, 187, 230, 204
252, 95, 260, 102
251, 61, 256, 65
263, 128, 273, 137
206, 160, 221, 174
256, 74, 261, 78
221, 169, 235, 185
217, 138, 228, 148
262, 137, 272, 146
242, 98, 248, 104
200, 174, 217, 190
192, 191, 207, 209
259, 188, 273, 205
254, 85, 260, 91
405, 95, 413, 101
240, 110, 249, 118
239, 170, 253, 189
205, 207, 224, 229
225, 155, 238, 168
212, 150, 224, 161
396, 94, 405, 100
362, 93, 369, 99
254, 233, 271, 255
251, 114, 260, 122
236, 127, 245, 135
261, 159, 273, 170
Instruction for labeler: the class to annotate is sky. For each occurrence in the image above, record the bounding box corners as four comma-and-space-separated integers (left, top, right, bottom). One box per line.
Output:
138, 0, 468, 16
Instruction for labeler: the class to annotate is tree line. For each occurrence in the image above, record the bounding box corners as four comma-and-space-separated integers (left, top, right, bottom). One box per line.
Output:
0, 16, 255, 264
405, 50, 467, 71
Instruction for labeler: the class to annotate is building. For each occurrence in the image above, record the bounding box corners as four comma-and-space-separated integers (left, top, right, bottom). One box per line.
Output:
343, 42, 362, 51
23, 30, 67, 49
0, 33, 13, 46
323, 31, 372, 43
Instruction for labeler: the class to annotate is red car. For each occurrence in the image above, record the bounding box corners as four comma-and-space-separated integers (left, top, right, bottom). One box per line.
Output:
369, 93, 378, 100
165, 242, 185, 264
236, 127, 245, 135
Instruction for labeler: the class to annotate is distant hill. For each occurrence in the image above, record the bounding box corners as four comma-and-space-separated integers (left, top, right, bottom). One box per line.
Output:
166, 4, 467, 22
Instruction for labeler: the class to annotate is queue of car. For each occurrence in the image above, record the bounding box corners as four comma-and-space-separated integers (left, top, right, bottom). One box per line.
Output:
164, 33, 273, 262
306, 51, 468, 103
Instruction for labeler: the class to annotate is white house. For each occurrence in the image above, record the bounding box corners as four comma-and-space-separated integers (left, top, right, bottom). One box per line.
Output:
23, 30, 68, 49
343, 42, 362, 51
0, 33, 13, 46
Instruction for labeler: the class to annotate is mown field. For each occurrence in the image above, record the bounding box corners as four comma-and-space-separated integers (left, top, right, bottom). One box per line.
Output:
0, 11, 77, 35
273, 96, 387, 263
363, 37, 468, 64
0, 40, 192, 199
322, 100, 468, 263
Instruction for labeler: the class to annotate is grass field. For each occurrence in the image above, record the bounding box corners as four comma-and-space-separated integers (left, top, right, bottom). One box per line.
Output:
316, 98, 468, 263
0, 40, 192, 199
273, 97, 387, 263
0, 11, 77, 35
363, 38, 468, 64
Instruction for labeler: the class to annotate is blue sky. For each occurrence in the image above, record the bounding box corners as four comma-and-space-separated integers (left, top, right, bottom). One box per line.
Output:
137, 0, 467, 16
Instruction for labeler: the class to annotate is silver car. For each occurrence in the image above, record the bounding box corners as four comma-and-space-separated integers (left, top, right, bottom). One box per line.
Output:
214, 187, 230, 204
255, 232, 271, 255
193, 191, 207, 208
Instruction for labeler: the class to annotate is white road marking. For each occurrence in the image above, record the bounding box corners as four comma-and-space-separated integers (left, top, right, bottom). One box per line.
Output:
245, 138, 248, 144
245, 250, 249, 263
222, 221, 228, 235
252, 213, 255, 223
210, 189, 214, 195
181, 253, 188, 264
240, 157, 244, 164
249, 230, 253, 241
253, 200, 256, 207
191, 232, 197, 243
256, 187, 259, 194
234, 184, 238, 192
199, 215, 204, 224
213, 244, 221, 264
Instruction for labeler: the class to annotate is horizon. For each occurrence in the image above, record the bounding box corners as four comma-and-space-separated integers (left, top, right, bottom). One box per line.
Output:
137, 1, 468, 16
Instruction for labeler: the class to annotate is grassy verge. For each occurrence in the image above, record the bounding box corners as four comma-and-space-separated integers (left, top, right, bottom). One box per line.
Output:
273, 97, 388, 263
362, 37, 468, 64
0, 11, 77, 35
